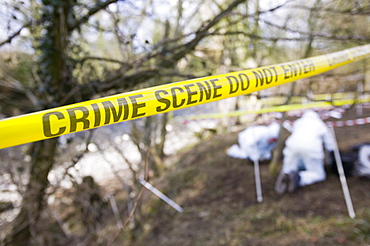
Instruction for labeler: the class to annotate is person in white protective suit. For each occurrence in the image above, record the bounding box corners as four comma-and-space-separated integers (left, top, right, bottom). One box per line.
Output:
355, 144, 370, 179
226, 121, 280, 161
275, 110, 335, 195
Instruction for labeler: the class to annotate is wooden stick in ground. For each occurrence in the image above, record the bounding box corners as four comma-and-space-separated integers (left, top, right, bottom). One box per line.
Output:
329, 126, 356, 219
139, 178, 184, 213
253, 158, 263, 203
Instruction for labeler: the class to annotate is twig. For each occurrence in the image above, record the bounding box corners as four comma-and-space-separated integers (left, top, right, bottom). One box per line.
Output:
108, 194, 124, 230
48, 207, 71, 238
106, 140, 151, 246
106, 187, 144, 246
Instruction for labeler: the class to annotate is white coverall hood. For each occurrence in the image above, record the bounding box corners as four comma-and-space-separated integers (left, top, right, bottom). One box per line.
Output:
301, 110, 320, 121
285, 110, 334, 157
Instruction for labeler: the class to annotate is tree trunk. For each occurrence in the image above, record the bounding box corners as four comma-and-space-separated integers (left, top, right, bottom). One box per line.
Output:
4, 138, 58, 245
151, 113, 169, 174
268, 111, 289, 175
268, 104, 291, 175
268, 0, 320, 175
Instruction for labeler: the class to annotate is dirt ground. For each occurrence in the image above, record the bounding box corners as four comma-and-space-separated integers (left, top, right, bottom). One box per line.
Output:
129, 105, 370, 246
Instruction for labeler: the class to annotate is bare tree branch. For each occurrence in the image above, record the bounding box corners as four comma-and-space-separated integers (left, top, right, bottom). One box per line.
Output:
0, 25, 26, 46
0, 0, 121, 47
261, 18, 370, 42
77, 56, 131, 66
288, 4, 370, 16
167, 0, 246, 63
227, 12, 370, 42
69, 0, 122, 31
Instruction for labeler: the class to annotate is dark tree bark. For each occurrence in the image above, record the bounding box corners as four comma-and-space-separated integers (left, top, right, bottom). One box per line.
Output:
4, 138, 58, 246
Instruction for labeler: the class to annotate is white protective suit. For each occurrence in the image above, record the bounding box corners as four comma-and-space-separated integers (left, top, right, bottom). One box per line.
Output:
227, 122, 280, 161
356, 144, 370, 177
282, 110, 335, 186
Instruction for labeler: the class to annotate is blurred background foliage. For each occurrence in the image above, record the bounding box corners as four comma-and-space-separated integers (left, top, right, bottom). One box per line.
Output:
0, 0, 370, 245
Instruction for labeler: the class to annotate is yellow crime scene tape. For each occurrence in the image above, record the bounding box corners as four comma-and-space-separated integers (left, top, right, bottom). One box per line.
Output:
1, 44, 370, 149
181, 96, 370, 120
259, 92, 362, 106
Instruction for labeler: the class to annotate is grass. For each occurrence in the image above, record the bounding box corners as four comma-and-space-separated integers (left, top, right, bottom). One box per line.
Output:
111, 107, 370, 245
126, 128, 370, 246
